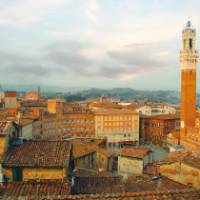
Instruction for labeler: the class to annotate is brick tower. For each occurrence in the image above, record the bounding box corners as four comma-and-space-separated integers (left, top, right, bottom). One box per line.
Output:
180, 21, 199, 142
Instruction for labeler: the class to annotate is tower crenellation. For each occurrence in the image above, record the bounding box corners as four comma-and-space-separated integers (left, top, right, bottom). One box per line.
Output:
180, 21, 199, 70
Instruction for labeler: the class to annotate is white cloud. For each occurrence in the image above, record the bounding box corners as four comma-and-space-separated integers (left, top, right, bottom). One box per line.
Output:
0, 0, 72, 27
83, 0, 100, 23
1, 0, 200, 89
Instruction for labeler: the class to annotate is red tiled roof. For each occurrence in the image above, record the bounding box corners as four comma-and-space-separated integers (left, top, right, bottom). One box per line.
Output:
8, 189, 199, 199
73, 169, 124, 195
118, 141, 137, 145
70, 138, 112, 158
94, 108, 136, 115
124, 175, 188, 192
162, 151, 200, 168
21, 91, 39, 102
3, 141, 71, 167
71, 189, 200, 199
163, 151, 190, 163
142, 114, 179, 120
4, 91, 16, 98
2, 179, 70, 199
78, 137, 106, 146
119, 147, 151, 159
71, 139, 96, 159
95, 147, 113, 157
183, 155, 200, 169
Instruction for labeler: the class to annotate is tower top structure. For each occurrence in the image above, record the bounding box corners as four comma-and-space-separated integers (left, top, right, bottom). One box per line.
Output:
186, 20, 191, 28
183, 20, 195, 32
180, 21, 198, 70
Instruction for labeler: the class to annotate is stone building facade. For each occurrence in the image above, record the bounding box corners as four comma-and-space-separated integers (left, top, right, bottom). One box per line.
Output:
140, 114, 180, 145
94, 109, 139, 148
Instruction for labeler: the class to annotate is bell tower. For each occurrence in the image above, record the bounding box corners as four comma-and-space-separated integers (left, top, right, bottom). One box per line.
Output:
180, 21, 199, 141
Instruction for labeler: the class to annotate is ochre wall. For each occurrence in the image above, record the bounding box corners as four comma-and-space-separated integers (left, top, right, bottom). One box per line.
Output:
47, 100, 57, 114
160, 162, 200, 188
95, 153, 108, 171
118, 156, 143, 175
2, 167, 67, 181
0, 136, 9, 161
23, 168, 66, 180
2, 168, 12, 180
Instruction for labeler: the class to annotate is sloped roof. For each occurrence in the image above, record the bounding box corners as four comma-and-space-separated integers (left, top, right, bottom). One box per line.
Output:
94, 108, 136, 115
119, 147, 151, 159
71, 138, 112, 159
3, 140, 71, 167
2, 179, 70, 199
183, 155, 200, 169
4, 91, 16, 98
124, 175, 188, 192
142, 114, 179, 120
163, 151, 190, 164
95, 147, 113, 157
64, 189, 200, 199
21, 91, 39, 102
7, 189, 198, 200
71, 139, 96, 159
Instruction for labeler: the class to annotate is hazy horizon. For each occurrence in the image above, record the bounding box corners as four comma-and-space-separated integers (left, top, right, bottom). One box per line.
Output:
0, 83, 183, 93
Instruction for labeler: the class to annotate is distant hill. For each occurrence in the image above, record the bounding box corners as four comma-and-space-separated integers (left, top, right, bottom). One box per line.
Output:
4, 85, 200, 105
2, 84, 88, 93
63, 88, 182, 104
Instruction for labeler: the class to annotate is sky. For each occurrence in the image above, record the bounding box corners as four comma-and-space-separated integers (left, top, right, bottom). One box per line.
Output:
1, 0, 200, 91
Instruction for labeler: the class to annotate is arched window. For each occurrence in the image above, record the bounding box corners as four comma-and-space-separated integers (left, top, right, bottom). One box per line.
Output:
189, 38, 193, 49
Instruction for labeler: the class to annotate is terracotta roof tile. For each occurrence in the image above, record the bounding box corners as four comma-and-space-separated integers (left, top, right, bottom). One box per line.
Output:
142, 114, 180, 120
67, 189, 200, 199
4, 91, 16, 98
2, 179, 70, 199
124, 175, 188, 192
3, 141, 71, 167
71, 139, 96, 159
163, 151, 190, 163
95, 147, 113, 157
8, 189, 199, 199
94, 108, 136, 115
119, 147, 151, 159
72, 169, 124, 195
71, 138, 112, 158
21, 91, 40, 102
183, 155, 200, 169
